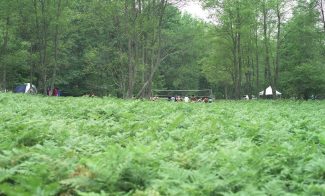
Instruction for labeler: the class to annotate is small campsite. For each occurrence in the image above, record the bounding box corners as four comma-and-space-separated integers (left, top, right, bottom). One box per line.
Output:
1, 93, 325, 195
1, 0, 325, 195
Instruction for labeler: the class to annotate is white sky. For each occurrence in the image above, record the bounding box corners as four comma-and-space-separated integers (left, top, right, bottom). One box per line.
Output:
178, 1, 297, 24
178, 1, 212, 22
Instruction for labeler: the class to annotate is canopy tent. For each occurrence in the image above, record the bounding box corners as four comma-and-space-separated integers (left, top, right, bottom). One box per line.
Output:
259, 86, 281, 96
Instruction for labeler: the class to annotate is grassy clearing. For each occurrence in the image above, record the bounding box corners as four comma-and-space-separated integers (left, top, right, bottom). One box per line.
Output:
0, 93, 325, 195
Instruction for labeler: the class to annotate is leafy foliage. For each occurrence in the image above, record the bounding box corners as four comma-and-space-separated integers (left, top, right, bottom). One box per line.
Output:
0, 93, 325, 195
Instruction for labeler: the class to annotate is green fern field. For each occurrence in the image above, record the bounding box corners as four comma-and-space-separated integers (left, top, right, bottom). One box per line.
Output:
1, 93, 325, 195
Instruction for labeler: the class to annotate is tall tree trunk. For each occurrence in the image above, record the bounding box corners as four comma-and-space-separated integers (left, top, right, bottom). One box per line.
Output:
229, 18, 237, 99
2, 68, 6, 92
232, 38, 238, 99
320, 0, 325, 32
237, 33, 242, 99
133, 0, 139, 97
33, 0, 41, 75
236, 32, 242, 99
224, 85, 228, 99
273, 2, 281, 98
141, 35, 146, 97
262, 1, 272, 97
41, 0, 47, 94
255, 20, 259, 94
125, 0, 137, 98
247, 54, 253, 98
127, 37, 134, 98
1, 17, 9, 91
35, 0, 49, 94
145, 0, 166, 98
30, 44, 34, 89
227, 13, 237, 99
137, 0, 167, 98
235, 5, 242, 99
50, 0, 62, 96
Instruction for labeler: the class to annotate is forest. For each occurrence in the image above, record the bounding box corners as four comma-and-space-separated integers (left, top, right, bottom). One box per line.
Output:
0, 0, 324, 99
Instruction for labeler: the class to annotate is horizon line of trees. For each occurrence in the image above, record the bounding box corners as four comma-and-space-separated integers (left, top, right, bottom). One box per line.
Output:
0, 0, 324, 99
201, 0, 325, 99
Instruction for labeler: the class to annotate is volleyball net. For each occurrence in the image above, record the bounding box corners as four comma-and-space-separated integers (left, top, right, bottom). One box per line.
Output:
151, 89, 214, 98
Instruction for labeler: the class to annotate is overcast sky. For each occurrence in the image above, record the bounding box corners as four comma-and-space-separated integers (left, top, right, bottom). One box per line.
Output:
178, 1, 297, 24
178, 1, 212, 22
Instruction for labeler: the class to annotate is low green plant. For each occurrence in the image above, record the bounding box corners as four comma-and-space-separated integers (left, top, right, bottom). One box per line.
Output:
0, 93, 324, 195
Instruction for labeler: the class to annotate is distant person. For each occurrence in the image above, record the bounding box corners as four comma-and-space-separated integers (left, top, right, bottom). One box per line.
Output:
184, 96, 189, 103
53, 87, 59, 96
203, 97, 209, 103
150, 96, 158, 101
47, 87, 51, 96
176, 96, 182, 102
190, 95, 197, 102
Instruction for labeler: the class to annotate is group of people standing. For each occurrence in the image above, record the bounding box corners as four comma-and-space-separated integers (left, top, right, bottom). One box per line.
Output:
46, 87, 61, 96
166, 95, 212, 103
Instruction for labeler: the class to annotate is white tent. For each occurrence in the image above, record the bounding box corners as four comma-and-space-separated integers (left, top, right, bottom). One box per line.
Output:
259, 86, 281, 96
24, 83, 37, 93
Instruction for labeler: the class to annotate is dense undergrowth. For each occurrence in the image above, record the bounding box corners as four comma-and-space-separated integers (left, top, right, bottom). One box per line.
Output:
0, 93, 325, 195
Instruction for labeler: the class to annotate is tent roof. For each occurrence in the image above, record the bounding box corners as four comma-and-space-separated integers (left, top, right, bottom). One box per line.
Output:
14, 83, 37, 93
259, 86, 282, 96
14, 85, 26, 93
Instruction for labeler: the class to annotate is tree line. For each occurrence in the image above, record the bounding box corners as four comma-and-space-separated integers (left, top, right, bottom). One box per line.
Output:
202, 0, 325, 99
0, 0, 324, 99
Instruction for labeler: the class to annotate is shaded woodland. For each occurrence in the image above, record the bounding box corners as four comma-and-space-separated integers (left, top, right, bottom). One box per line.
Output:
0, 0, 324, 99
